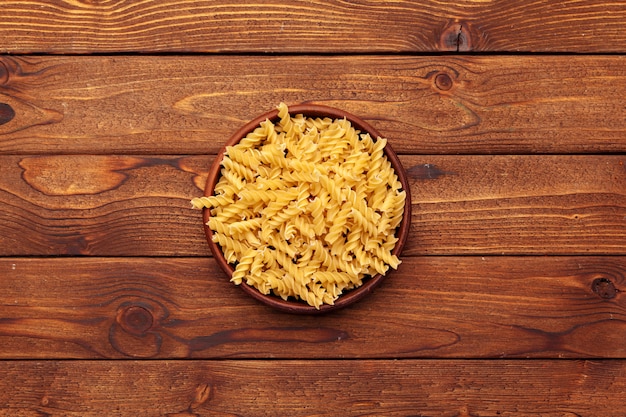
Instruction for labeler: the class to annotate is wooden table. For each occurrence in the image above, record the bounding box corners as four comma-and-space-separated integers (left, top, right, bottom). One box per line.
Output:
1, 1, 625, 415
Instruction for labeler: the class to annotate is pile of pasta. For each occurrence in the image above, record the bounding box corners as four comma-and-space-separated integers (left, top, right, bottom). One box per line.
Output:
192, 103, 406, 309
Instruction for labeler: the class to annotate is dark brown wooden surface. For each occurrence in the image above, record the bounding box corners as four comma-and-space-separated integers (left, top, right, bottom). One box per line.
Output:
2, 0, 625, 53
2, 360, 626, 416
1, 55, 625, 155
2, 0, 626, 415
1, 155, 624, 256
0, 256, 624, 359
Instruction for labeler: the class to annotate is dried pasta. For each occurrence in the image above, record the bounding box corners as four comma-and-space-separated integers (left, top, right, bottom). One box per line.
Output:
192, 103, 406, 309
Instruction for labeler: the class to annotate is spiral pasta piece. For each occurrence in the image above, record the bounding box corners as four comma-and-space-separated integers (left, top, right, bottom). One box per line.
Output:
190, 195, 233, 210
230, 249, 255, 285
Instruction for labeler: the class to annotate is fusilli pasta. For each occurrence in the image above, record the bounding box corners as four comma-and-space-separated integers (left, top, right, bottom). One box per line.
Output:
192, 102, 406, 309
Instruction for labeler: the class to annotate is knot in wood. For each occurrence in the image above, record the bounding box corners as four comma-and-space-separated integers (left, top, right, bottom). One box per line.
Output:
191, 383, 213, 409
434, 73, 454, 91
0, 103, 15, 126
592, 278, 617, 299
117, 305, 154, 335
110, 301, 165, 357
439, 22, 473, 52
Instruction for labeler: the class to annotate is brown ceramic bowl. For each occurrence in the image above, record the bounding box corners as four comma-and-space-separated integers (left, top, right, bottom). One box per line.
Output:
203, 104, 411, 314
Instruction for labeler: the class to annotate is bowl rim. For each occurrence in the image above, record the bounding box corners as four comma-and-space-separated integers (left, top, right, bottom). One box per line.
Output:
202, 103, 412, 314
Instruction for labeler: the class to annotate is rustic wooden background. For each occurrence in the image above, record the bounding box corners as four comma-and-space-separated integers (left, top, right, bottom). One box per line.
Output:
1, 1, 625, 416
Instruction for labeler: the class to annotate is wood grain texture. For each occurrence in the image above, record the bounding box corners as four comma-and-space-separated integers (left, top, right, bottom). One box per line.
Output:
1, 154, 624, 256
1, 55, 626, 155
1, 359, 626, 416
2, 0, 625, 53
2, 0, 624, 412
0, 256, 624, 359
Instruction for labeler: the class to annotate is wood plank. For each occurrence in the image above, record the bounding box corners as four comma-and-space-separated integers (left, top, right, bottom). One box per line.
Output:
1, 359, 625, 416
410, 155, 626, 255
0, 154, 211, 257
2, 0, 625, 53
0, 256, 624, 359
1, 55, 626, 155
1, 154, 625, 256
